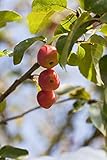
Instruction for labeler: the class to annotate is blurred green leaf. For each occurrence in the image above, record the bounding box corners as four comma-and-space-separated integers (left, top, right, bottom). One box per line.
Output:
79, 43, 103, 85
32, 0, 67, 11
0, 51, 6, 57
100, 24, 107, 35
68, 45, 85, 66
0, 10, 21, 28
13, 36, 45, 65
0, 50, 12, 57
79, 0, 84, 8
59, 12, 93, 67
27, 0, 67, 33
89, 101, 106, 136
73, 99, 86, 112
81, 0, 107, 15
0, 100, 6, 113
69, 86, 91, 100
0, 145, 28, 159
99, 55, 107, 86
0, 158, 5, 160
89, 34, 107, 46
68, 99, 86, 115
100, 13, 107, 23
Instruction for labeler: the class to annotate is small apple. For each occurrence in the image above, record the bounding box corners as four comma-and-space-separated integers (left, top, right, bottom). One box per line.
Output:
37, 90, 56, 109
38, 69, 60, 91
37, 45, 58, 68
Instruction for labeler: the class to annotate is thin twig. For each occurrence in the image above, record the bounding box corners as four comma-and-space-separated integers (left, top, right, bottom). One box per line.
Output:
0, 98, 71, 125
0, 63, 40, 103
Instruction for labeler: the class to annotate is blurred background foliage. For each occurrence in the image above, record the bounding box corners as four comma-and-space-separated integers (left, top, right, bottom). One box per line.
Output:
0, 0, 105, 158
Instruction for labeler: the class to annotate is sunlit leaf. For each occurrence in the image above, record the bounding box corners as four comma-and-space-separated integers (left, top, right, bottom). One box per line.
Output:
27, 0, 67, 33
27, 10, 54, 33
0, 50, 12, 57
0, 10, 22, 28
61, 13, 77, 31
68, 45, 85, 66
89, 34, 107, 46
0, 145, 28, 159
69, 86, 91, 100
79, 43, 103, 85
59, 12, 93, 67
100, 24, 107, 36
78, 0, 84, 8
13, 36, 45, 65
32, 0, 67, 11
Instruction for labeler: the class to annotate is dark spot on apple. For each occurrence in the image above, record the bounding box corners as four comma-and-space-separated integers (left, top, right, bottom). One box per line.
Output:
49, 61, 54, 65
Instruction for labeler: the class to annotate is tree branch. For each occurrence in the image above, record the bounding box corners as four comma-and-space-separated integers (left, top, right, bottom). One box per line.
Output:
0, 63, 40, 103
0, 98, 71, 125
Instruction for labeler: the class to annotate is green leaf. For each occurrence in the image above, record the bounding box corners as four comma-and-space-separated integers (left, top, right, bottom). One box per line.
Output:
89, 101, 106, 136
68, 99, 86, 115
27, 10, 54, 33
61, 13, 77, 31
67, 53, 79, 66
0, 100, 6, 112
32, 0, 67, 11
59, 12, 93, 67
102, 87, 107, 119
67, 45, 85, 66
100, 13, 107, 23
73, 99, 86, 112
0, 10, 22, 28
79, 0, 84, 8
0, 145, 28, 159
56, 35, 67, 54
100, 24, 107, 35
83, 0, 107, 15
13, 36, 45, 65
69, 86, 91, 100
0, 50, 12, 57
0, 51, 6, 57
99, 55, 107, 86
89, 34, 107, 46
27, 0, 67, 33
79, 43, 103, 85
54, 25, 68, 35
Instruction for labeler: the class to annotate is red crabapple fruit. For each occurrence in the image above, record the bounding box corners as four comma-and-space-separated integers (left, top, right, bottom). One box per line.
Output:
37, 45, 58, 68
37, 90, 56, 109
38, 69, 60, 91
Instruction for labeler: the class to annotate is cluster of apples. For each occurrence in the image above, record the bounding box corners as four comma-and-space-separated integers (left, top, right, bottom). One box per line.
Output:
37, 44, 60, 109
